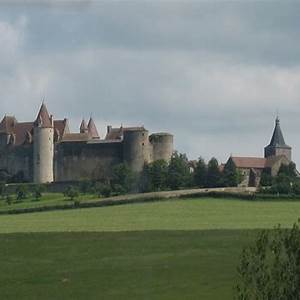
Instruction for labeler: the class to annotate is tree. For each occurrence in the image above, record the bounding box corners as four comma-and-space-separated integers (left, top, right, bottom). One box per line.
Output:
144, 160, 168, 192
193, 157, 207, 188
0, 182, 5, 199
111, 163, 136, 193
236, 221, 300, 300
278, 162, 297, 178
167, 152, 192, 190
16, 184, 28, 202
64, 186, 79, 201
206, 158, 222, 188
32, 185, 44, 201
223, 158, 238, 187
260, 169, 272, 187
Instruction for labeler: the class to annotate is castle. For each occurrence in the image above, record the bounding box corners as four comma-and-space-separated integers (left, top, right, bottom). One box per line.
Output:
223, 117, 293, 187
0, 104, 174, 183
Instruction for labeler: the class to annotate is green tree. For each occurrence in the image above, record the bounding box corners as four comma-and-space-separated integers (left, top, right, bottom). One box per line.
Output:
144, 160, 168, 191
270, 174, 292, 194
112, 163, 136, 193
206, 158, 222, 188
0, 182, 5, 199
236, 221, 300, 300
167, 152, 192, 190
193, 157, 207, 188
95, 182, 112, 197
64, 186, 79, 201
32, 185, 44, 201
223, 158, 238, 187
278, 162, 297, 177
16, 184, 28, 202
260, 169, 272, 187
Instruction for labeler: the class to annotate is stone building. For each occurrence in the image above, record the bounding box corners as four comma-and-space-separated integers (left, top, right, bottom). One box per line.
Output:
0, 104, 174, 183
224, 117, 293, 187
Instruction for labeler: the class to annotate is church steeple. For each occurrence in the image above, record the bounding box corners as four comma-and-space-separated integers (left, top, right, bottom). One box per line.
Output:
264, 117, 291, 160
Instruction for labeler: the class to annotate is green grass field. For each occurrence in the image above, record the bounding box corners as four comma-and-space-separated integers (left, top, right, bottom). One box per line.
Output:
1, 198, 300, 299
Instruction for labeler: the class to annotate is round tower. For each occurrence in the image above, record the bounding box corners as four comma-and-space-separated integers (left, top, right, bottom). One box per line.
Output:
149, 133, 174, 162
33, 104, 54, 183
123, 128, 150, 172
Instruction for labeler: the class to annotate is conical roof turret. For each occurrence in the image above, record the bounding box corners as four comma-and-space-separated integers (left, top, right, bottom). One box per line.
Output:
87, 117, 100, 139
267, 117, 288, 147
34, 103, 52, 128
80, 119, 88, 133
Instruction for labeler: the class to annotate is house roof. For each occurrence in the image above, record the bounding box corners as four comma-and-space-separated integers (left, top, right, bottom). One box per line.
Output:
231, 157, 267, 169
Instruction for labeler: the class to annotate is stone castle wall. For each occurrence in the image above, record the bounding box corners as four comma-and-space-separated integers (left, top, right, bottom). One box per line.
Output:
0, 130, 173, 183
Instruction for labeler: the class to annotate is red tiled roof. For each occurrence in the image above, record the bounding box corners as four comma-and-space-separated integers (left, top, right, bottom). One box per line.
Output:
0, 115, 68, 146
231, 157, 267, 169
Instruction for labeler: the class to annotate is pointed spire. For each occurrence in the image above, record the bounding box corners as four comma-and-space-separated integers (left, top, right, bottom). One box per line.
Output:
34, 103, 52, 128
80, 119, 88, 134
268, 116, 287, 147
87, 117, 100, 139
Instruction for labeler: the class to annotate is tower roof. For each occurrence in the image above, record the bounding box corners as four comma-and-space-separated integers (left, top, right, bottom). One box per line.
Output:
267, 117, 290, 148
80, 119, 88, 133
34, 103, 52, 128
87, 117, 100, 139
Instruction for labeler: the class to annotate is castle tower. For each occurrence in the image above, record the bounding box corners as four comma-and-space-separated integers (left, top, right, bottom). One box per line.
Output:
80, 119, 88, 134
33, 103, 54, 183
123, 128, 150, 172
264, 117, 291, 161
149, 133, 173, 162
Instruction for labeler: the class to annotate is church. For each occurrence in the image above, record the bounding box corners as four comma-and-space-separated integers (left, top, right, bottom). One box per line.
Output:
224, 117, 293, 187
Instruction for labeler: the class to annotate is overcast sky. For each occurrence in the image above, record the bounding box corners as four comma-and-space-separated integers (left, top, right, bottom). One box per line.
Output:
0, 1, 300, 165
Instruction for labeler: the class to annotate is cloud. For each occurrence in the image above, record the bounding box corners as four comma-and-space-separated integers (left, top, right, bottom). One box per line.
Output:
0, 2, 299, 166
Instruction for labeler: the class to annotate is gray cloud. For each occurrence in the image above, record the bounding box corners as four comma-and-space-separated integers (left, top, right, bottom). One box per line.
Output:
0, 1, 299, 166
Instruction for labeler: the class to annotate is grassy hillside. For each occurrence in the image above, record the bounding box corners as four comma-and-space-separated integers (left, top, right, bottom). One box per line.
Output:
0, 230, 256, 300
1, 198, 300, 299
0, 198, 299, 233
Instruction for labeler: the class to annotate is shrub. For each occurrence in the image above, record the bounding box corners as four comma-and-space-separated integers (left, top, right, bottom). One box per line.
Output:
95, 182, 111, 198
32, 185, 44, 201
64, 186, 79, 201
0, 182, 5, 199
236, 221, 300, 299
79, 180, 93, 194
16, 184, 28, 202
6, 194, 12, 205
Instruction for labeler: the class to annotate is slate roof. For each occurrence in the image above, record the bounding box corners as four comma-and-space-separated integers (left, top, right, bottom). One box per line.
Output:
267, 117, 291, 148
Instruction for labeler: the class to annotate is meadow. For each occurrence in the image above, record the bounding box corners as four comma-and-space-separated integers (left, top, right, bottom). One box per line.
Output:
0, 198, 300, 299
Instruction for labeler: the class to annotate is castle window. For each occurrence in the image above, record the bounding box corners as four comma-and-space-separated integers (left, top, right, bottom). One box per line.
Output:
142, 143, 145, 146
